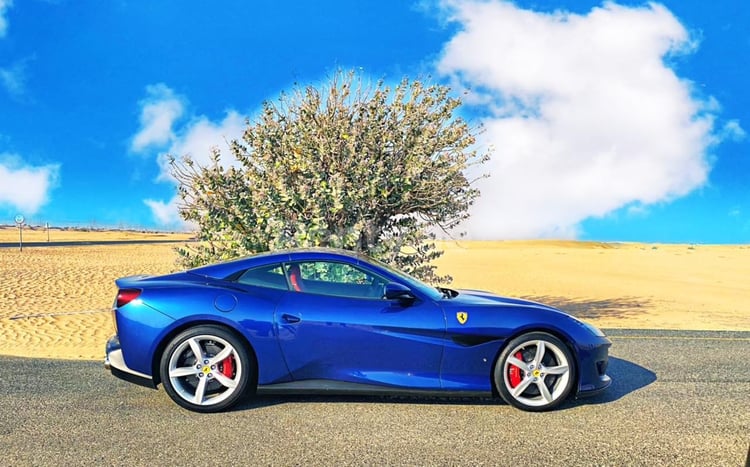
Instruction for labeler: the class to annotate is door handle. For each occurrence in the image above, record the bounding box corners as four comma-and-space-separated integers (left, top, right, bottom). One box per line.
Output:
282, 313, 301, 324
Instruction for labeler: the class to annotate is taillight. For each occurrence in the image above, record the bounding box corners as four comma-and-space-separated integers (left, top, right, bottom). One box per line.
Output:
116, 289, 141, 308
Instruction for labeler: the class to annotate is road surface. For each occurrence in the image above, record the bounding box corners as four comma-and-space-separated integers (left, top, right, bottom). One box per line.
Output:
1, 329, 748, 466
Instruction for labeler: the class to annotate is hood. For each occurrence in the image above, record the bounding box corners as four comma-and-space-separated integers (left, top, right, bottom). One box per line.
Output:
449, 289, 561, 313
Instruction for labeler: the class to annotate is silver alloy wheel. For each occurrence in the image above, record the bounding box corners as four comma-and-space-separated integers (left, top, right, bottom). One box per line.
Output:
495, 332, 575, 411
503, 339, 570, 407
167, 333, 243, 407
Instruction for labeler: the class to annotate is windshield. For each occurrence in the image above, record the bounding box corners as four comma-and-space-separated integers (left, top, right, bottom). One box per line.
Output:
366, 256, 444, 301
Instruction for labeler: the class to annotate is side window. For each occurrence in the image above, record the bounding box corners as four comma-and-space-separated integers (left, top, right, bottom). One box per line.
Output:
300, 262, 372, 284
284, 261, 387, 299
236, 264, 288, 290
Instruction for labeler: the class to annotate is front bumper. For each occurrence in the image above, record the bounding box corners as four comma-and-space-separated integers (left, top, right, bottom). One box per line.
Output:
577, 373, 612, 398
575, 337, 612, 397
104, 335, 156, 389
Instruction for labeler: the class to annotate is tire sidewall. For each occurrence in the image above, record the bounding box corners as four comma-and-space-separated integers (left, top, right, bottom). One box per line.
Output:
159, 324, 253, 413
494, 331, 576, 412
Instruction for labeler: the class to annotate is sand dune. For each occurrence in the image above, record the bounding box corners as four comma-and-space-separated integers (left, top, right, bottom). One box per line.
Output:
0, 239, 181, 360
434, 240, 750, 331
0, 311, 114, 360
0, 230, 747, 361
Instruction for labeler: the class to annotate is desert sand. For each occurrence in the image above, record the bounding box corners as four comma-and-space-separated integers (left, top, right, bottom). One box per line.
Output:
0, 227, 748, 361
434, 240, 750, 331
0, 225, 194, 243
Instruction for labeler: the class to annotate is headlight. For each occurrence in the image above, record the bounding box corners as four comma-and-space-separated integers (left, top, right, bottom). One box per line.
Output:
581, 319, 606, 337
568, 315, 606, 337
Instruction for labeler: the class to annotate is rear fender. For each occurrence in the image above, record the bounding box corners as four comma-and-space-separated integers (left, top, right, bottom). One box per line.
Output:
149, 313, 292, 387
150, 318, 258, 387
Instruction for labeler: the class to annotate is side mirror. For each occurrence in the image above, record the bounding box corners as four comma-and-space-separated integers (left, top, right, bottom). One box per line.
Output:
384, 282, 416, 306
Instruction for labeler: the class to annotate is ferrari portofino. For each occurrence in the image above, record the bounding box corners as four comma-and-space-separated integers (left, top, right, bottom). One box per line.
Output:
105, 248, 611, 412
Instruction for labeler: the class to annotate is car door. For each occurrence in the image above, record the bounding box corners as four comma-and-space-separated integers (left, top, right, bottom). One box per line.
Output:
274, 260, 446, 389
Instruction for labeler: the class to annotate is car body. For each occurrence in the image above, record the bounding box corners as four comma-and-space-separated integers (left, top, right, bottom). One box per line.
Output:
105, 248, 611, 412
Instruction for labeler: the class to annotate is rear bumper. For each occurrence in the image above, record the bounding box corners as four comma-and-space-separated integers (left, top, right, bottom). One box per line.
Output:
104, 335, 156, 389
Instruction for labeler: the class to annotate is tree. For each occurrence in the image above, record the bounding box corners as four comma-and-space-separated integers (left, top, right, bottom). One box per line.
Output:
170, 70, 489, 283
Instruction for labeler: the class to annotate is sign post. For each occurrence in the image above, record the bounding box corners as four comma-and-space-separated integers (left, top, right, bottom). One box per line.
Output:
14, 215, 25, 252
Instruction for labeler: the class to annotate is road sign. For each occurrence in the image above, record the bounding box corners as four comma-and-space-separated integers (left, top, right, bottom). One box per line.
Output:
15, 215, 25, 252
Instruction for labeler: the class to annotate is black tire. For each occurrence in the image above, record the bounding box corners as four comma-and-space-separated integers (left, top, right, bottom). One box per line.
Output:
159, 325, 254, 413
494, 332, 576, 412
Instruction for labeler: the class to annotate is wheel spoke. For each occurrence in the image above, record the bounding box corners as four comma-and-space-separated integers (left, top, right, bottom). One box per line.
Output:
508, 356, 527, 370
188, 338, 204, 362
213, 372, 238, 389
193, 376, 208, 404
511, 376, 534, 397
170, 366, 198, 378
208, 346, 234, 366
545, 364, 569, 376
537, 379, 554, 402
533, 340, 546, 367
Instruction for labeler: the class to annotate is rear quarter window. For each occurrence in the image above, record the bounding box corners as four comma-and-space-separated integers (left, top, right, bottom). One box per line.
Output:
235, 264, 288, 290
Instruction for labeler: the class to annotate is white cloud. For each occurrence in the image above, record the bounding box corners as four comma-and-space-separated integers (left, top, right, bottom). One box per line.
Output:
438, 1, 726, 239
147, 111, 245, 226
131, 83, 185, 153
0, 154, 59, 214
0, 59, 29, 99
143, 196, 185, 226
155, 111, 246, 182
0, 0, 12, 38
131, 82, 247, 227
720, 119, 746, 142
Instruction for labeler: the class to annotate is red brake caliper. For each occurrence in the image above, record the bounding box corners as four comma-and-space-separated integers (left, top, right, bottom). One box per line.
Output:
220, 356, 235, 378
508, 351, 523, 388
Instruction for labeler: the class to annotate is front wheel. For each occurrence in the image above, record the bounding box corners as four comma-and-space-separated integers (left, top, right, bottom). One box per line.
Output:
494, 332, 576, 411
159, 325, 253, 412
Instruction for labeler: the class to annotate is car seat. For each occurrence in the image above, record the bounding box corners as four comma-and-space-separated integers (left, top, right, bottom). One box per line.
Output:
287, 263, 304, 292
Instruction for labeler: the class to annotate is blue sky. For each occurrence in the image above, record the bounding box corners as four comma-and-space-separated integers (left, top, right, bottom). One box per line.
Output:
0, 1, 747, 243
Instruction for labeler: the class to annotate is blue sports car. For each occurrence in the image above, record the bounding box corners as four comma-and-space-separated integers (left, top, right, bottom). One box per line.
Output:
105, 248, 611, 412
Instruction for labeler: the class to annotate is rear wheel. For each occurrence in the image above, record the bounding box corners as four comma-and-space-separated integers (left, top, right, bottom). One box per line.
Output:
494, 332, 575, 411
159, 325, 253, 412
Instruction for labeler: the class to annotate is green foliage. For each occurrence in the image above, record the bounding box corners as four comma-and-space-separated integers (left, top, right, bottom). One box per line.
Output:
171, 69, 489, 283
297, 262, 371, 285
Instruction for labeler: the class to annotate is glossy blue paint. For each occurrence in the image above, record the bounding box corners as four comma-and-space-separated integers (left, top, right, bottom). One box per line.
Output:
107, 248, 612, 403
274, 291, 445, 388
113, 298, 174, 375
214, 294, 237, 312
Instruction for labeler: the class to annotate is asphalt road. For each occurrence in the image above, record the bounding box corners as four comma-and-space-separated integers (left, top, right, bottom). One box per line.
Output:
1, 329, 748, 466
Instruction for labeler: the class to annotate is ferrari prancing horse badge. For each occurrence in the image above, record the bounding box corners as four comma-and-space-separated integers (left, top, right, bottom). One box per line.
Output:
456, 311, 468, 325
